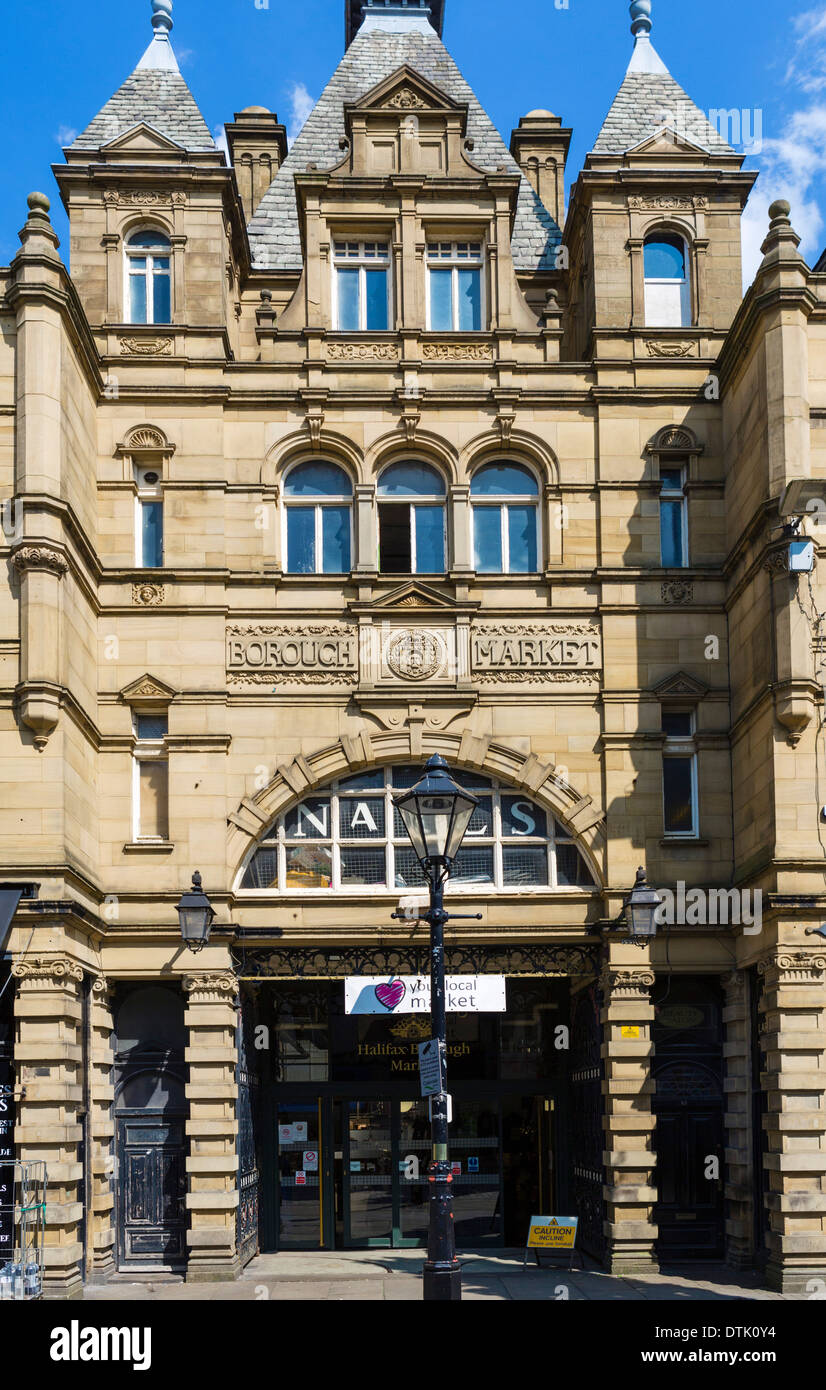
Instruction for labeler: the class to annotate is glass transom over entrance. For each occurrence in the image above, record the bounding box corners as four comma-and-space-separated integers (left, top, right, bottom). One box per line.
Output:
239, 765, 596, 893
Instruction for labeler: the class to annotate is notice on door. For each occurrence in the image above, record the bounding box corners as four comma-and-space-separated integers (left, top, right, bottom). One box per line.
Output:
345, 975, 506, 1015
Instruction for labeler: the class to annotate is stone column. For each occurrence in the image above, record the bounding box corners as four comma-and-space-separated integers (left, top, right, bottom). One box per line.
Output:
183, 972, 240, 1282
722, 969, 755, 1269
88, 974, 116, 1279
758, 947, 826, 1295
600, 961, 659, 1273
12, 955, 84, 1299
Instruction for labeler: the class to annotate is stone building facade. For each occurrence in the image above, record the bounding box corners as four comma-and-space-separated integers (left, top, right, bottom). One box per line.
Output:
1, 0, 825, 1296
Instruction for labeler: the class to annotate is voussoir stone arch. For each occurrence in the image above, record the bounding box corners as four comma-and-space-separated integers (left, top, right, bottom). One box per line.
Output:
228, 729, 606, 887
460, 430, 560, 489
366, 429, 458, 485
260, 429, 363, 489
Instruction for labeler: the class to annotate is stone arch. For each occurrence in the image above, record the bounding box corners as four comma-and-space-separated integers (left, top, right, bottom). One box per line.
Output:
366, 430, 458, 486
260, 429, 363, 489
645, 424, 702, 456
460, 430, 560, 489
640, 216, 696, 248
228, 729, 605, 887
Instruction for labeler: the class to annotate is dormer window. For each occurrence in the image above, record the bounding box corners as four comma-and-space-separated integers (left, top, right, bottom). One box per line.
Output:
427, 242, 483, 331
125, 229, 172, 325
643, 234, 690, 328
332, 241, 391, 330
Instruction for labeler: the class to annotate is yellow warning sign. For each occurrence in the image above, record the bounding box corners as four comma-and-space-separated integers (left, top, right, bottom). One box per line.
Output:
621, 1025, 641, 1039
526, 1215, 578, 1250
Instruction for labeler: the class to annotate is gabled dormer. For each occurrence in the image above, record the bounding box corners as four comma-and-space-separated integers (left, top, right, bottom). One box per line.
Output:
342, 64, 477, 179
563, 0, 756, 362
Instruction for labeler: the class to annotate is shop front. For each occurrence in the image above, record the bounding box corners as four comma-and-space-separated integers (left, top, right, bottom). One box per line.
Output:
237, 968, 586, 1253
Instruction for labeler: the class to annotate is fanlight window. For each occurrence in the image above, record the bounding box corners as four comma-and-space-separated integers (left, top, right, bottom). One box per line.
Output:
643, 233, 690, 328
240, 765, 596, 893
284, 461, 353, 574
471, 462, 539, 573
125, 229, 172, 325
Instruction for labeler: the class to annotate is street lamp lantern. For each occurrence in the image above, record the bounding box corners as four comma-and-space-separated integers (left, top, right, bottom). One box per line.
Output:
175, 871, 215, 952
623, 866, 661, 941
394, 754, 479, 868
392, 754, 482, 1304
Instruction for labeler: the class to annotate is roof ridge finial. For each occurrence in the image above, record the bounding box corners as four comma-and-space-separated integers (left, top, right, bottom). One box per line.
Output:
151, 0, 173, 40
630, 0, 652, 38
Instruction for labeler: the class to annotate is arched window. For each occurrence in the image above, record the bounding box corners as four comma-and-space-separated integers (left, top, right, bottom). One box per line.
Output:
239, 765, 597, 893
644, 233, 690, 328
471, 462, 539, 573
125, 229, 172, 325
284, 461, 353, 574
377, 462, 446, 574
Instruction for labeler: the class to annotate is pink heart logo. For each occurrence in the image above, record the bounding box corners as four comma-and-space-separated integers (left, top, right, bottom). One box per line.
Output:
375, 979, 406, 1011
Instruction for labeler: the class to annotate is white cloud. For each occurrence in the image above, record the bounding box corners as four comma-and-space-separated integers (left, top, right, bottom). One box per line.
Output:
176, 47, 194, 68
287, 82, 315, 144
55, 124, 78, 146
213, 124, 230, 163
742, 9, 826, 286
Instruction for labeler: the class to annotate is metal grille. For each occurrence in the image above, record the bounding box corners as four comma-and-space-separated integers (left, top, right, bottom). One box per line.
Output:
569, 985, 606, 1260
236, 1000, 262, 1268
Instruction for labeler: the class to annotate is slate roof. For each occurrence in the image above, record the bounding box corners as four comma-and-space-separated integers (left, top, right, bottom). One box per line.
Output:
593, 58, 734, 155
247, 22, 560, 273
71, 41, 215, 153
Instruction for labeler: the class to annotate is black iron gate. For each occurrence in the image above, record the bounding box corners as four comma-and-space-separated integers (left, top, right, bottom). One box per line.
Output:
570, 983, 606, 1261
237, 992, 262, 1267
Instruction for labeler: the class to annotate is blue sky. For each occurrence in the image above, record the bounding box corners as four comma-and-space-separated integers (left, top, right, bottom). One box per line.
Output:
4, 0, 826, 281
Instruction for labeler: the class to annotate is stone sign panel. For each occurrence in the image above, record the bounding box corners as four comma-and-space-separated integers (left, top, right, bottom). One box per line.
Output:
470, 622, 601, 684
226, 624, 358, 687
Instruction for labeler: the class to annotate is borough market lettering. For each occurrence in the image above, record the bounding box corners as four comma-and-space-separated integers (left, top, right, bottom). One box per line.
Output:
471, 623, 601, 683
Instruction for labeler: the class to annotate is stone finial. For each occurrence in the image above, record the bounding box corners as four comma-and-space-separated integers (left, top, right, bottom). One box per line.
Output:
18, 192, 60, 255
151, 0, 173, 37
759, 197, 802, 265
26, 192, 51, 223
768, 198, 791, 229
630, 0, 652, 37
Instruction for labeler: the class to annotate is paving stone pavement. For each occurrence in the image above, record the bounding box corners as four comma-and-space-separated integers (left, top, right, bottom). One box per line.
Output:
82, 1251, 791, 1302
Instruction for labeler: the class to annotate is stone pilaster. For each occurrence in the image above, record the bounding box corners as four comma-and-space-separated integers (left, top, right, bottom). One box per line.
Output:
183, 972, 240, 1282
88, 974, 115, 1278
758, 947, 826, 1294
12, 955, 84, 1299
600, 961, 658, 1273
722, 969, 755, 1268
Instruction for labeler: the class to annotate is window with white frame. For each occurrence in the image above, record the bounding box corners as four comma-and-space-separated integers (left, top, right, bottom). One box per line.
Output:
377, 461, 446, 574
332, 241, 391, 331
239, 765, 597, 892
643, 233, 690, 328
135, 465, 163, 568
132, 712, 169, 842
426, 242, 484, 331
471, 462, 539, 573
659, 463, 688, 567
125, 229, 172, 325
283, 461, 353, 574
662, 708, 697, 837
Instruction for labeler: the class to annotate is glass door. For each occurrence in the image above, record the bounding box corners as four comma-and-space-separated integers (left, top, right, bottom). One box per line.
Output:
276, 1101, 329, 1248
397, 1100, 430, 1245
343, 1099, 393, 1246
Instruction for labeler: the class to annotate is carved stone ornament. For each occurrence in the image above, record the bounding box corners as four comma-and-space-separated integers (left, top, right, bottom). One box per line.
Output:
120, 337, 174, 356
11, 544, 69, 577
471, 621, 601, 684
628, 194, 706, 211
599, 965, 656, 996
645, 340, 694, 358
183, 973, 239, 1003
12, 956, 85, 986
758, 950, 826, 984
661, 580, 694, 604
132, 582, 165, 606
496, 413, 515, 446
422, 341, 493, 362
383, 87, 428, 110
226, 624, 358, 686
764, 549, 790, 575
127, 427, 167, 451
385, 629, 446, 682
327, 341, 399, 362
656, 428, 694, 450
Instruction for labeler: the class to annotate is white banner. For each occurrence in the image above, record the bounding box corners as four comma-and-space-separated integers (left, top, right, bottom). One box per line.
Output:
345, 975, 506, 1014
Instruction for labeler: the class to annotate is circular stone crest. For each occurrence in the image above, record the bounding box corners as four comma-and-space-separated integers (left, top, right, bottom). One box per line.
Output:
385, 629, 444, 682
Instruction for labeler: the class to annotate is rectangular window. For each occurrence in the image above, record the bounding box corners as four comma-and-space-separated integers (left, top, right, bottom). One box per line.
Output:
133, 714, 169, 842
332, 241, 390, 331
140, 501, 164, 568
426, 242, 484, 331
660, 465, 687, 567
662, 708, 697, 837
473, 507, 502, 573
286, 507, 316, 574
129, 263, 148, 324
413, 505, 445, 573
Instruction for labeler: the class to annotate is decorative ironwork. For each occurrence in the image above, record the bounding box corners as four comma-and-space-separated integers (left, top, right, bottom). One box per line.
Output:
236, 998, 262, 1267
231, 943, 601, 980
569, 984, 606, 1260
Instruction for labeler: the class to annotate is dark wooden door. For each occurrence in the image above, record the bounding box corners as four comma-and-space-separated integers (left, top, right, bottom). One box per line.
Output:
654, 1066, 724, 1258
117, 1117, 187, 1267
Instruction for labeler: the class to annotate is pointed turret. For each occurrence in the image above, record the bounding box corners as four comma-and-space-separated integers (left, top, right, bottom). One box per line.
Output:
71, 0, 214, 154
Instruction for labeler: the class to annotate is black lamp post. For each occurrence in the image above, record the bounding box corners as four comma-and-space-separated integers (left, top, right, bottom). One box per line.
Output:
620, 866, 661, 946
392, 754, 481, 1302
175, 872, 215, 952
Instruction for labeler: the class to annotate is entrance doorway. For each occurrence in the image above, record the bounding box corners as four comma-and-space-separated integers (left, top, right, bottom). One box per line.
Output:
271, 1091, 555, 1251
